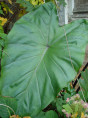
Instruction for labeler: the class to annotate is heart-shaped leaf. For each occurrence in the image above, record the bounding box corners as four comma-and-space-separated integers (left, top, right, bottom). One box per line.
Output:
0, 2, 88, 117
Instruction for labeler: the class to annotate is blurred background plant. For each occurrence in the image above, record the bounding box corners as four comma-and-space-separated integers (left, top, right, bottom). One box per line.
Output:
62, 94, 88, 118
0, 0, 66, 33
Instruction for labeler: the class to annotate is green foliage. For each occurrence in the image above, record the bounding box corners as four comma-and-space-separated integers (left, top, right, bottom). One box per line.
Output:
34, 112, 46, 118
55, 84, 76, 117
62, 84, 76, 99
1, 2, 10, 13
0, 23, 7, 41
0, 22, 7, 59
63, 104, 73, 114
62, 94, 88, 118
0, 96, 17, 118
34, 111, 58, 118
45, 111, 58, 118
57, 0, 66, 6
16, 0, 34, 12
0, 2, 88, 117
16, 0, 66, 13
56, 98, 65, 117
0, 5, 4, 15
0, 3, 7, 59
45, 0, 66, 6
79, 69, 88, 102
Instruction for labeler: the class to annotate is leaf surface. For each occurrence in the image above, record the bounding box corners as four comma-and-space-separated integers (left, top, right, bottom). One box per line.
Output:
0, 2, 88, 117
45, 110, 58, 118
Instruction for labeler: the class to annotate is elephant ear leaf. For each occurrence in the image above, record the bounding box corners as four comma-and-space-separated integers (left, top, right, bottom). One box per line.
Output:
0, 2, 88, 117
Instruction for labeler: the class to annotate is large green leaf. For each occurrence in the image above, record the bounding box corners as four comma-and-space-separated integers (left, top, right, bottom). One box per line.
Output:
0, 2, 88, 117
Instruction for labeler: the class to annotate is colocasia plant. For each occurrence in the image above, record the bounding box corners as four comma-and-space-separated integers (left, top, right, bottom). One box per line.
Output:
0, 2, 88, 117
62, 94, 88, 118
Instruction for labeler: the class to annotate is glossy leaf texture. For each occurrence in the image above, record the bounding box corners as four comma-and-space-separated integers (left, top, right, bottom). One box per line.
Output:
0, 2, 88, 117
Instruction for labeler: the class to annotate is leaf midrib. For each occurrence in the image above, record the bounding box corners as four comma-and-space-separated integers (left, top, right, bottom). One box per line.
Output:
16, 46, 48, 97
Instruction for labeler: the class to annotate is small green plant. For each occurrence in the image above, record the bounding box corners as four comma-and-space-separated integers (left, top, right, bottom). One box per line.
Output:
54, 84, 76, 117
62, 94, 88, 118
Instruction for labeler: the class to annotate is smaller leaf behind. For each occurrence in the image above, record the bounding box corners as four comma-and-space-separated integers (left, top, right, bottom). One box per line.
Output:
45, 110, 58, 118
33, 110, 58, 118
0, 96, 17, 118
56, 98, 65, 116
79, 69, 88, 101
